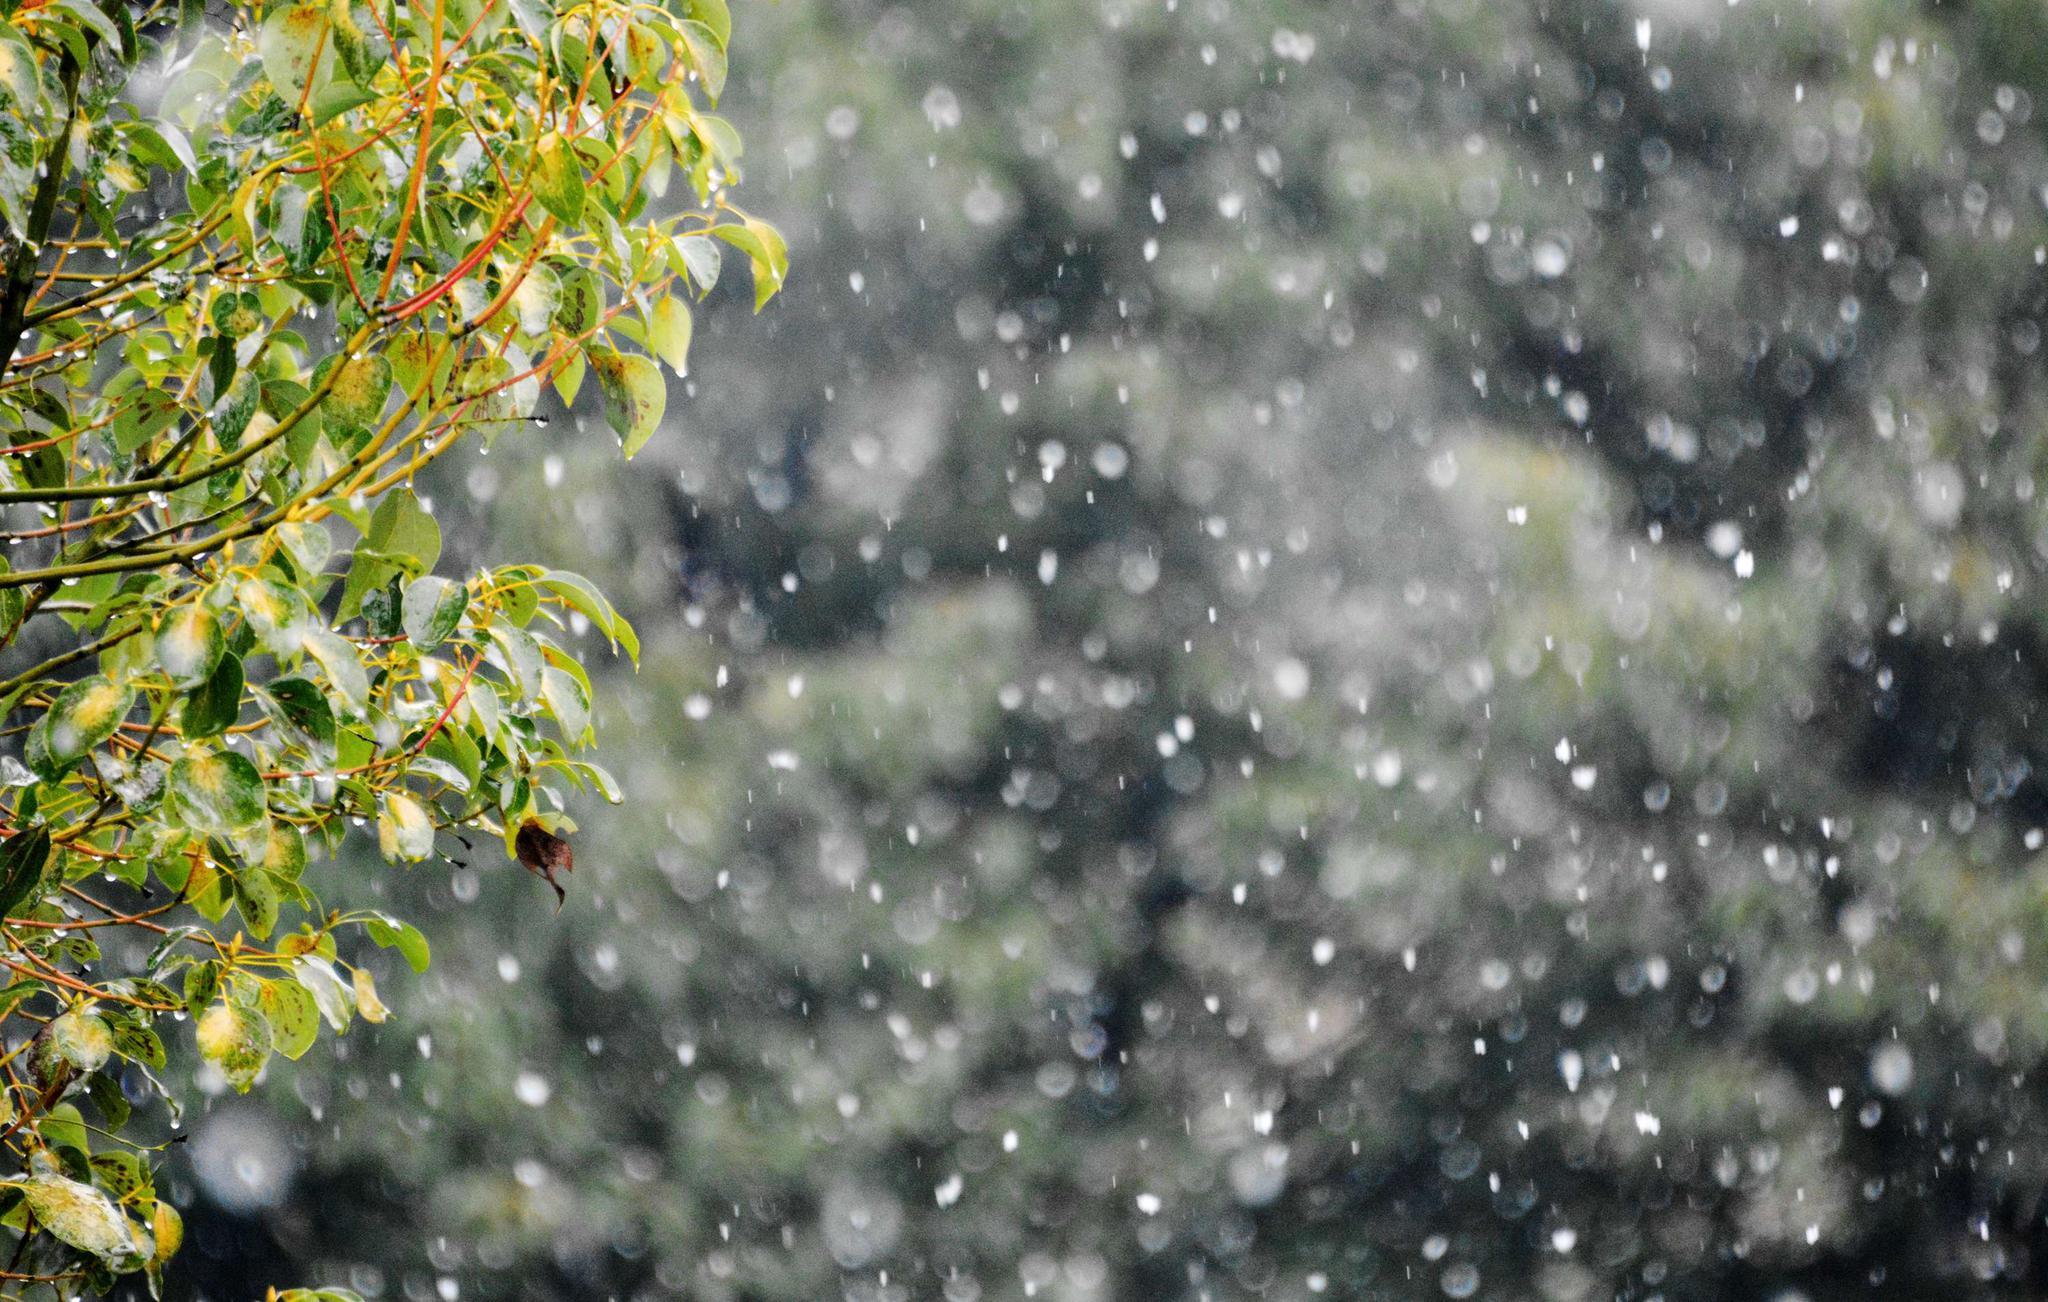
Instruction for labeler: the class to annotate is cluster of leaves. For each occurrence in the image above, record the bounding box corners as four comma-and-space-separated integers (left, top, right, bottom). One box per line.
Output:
0, 0, 778, 1289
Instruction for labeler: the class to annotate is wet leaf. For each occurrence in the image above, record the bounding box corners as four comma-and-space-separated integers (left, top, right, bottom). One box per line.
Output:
167, 751, 267, 838
194, 1001, 270, 1092
514, 819, 573, 904
0, 827, 50, 917
647, 294, 692, 375
155, 605, 223, 689
17, 1172, 135, 1260
47, 1008, 113, 1074
29, 676, 134, 780
402, 576, 467, 651
532, 133, 584, 225
259, 978, 319, 1059
377, 792, 434, 861
258, 2, 334, 107
587, 348, 665, 457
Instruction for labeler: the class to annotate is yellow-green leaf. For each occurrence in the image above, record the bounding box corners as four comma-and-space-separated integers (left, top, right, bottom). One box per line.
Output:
587, 348, 666, 457
259, 978, 319, 1059
17, 1172, 135, 1260
47, 1008, 113, 1074
647, 294, 692, 376
167, 751, 268, 837
195, 1001, 270, 1092
532, 133, 584, 225
258, 3, 335, 108
155, 605, 223, 689
377, 792, 434, 861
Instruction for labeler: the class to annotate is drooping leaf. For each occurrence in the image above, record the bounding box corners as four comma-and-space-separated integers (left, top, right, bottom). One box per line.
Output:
532, 133, 584, 225
232, 864, 280, 939
364, 914, 431, 972
293, 956, 354, 1030
586, 348, 666, 457
0, 827, 50, 917
302, 628, 369, 713
677, 19, 726, 99
377, 792, 434, 861
647, 294, 692, 375
514, 819, 573, 904
509, 263, 561, 336
351, 967, 388, 1023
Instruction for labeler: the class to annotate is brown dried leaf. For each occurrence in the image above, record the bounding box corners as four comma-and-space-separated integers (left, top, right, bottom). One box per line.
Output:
515, 820, 573, 905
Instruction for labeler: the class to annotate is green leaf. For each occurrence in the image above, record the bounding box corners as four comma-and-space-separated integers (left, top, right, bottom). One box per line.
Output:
181, 962, 220, 1017
259, 3, 335, 108
541, 665, 591, 742
712, 218, 788, 310
87, 1151, 146, 1204
259, 823, 308, 883
16, 1173, 135, 1260
236, 576, 310, 655
0, 828, 50, 917
647, 294, 692, 376
532, 133, 584, 225
293, 956, 354, 1030
259, 977, 319, 1059
111, 391, 180, 455
108, 1019, 165, 1070
194, 1001, 270, 1092
232, 864, 281, 939
180, 652, 243, 739
86, 1075, 130, 1134
29, 676, 134, 780
486, 623, 542, 702
376, 792, 434, 861
47, 0, 119, 49
554, 265, 604, 334
535, 570, 638, 663
552, 349, 586, 405
587, 348, 666, 457
677, 19, 726, 100
167, 751, 267, 838
509, 263, 560, 335
367, 489, 442, 572
326, 0, 385, 87
401, 576, 467, 651
685, 0, 730, 46
671, 233, 720, 295
364, 914, 430, 972
302, 629, 368, 714
272, 183, 330, 274
276, 521, 334, 578
262, 678, 337, 762
155, 604, 223, 689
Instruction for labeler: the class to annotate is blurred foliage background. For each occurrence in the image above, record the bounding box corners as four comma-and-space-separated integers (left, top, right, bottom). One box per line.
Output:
140, 0, 2048, 1297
